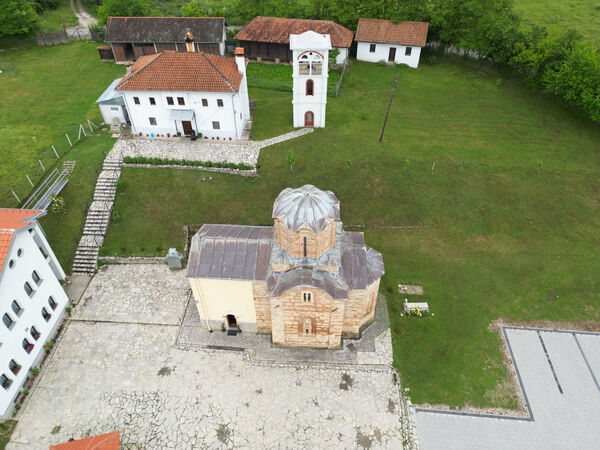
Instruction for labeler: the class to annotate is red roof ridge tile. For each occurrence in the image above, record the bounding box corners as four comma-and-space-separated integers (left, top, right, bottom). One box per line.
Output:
201, 52, 236, 92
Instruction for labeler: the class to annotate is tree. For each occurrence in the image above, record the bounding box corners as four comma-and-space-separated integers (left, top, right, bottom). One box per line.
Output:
181, 0, 205, 17
0, 0, 38, 37
286, 149, 297, 171
97, 0, 150, 25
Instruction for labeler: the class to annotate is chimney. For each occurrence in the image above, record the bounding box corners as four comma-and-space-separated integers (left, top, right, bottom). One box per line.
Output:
235, 47, 245, 74
185, 32, 195, 52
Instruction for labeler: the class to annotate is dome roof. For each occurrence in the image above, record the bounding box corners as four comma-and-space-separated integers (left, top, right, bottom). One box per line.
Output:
272, 185, 340, 233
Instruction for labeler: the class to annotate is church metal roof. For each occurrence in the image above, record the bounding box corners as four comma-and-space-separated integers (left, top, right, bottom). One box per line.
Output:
272, 184, 340, 233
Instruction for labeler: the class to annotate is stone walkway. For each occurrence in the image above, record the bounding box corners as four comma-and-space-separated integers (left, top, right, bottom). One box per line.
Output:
415, 326, 600, 449
8, 264, 414, 449
110, 128, 313, 167
72, 128, 313, 274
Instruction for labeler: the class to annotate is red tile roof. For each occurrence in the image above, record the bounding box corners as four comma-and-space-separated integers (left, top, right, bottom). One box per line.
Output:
235, 16, 353, 48
355, 19, 429, 47
50, 431, 120, 450
0, 209, 43, 274
116, 51, 243, 93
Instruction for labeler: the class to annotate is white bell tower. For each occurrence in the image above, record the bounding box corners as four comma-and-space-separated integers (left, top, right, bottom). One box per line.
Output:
290, 31, 332, 128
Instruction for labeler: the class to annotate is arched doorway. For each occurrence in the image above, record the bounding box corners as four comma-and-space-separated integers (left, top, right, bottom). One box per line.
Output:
304, 111, 314, 127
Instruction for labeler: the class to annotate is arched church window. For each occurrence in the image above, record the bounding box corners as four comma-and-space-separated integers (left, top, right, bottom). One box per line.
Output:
302, 291, 312, 303
306, 79, 314, 96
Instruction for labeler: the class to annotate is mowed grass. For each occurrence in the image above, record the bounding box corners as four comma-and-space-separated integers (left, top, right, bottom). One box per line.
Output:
103, 60, 600, 408
514, 0, 600, 46
0, 41, 124, 207
39, 131, 116, 269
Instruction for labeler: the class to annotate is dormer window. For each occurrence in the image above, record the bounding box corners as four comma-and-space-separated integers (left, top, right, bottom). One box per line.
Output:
302, 291, 312, 303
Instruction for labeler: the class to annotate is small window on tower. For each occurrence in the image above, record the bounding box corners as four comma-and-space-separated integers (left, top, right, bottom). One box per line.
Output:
311, 61, 322, 75
299, 62, 310, 75
306, 79, 314, 96
302, 291, 312, 303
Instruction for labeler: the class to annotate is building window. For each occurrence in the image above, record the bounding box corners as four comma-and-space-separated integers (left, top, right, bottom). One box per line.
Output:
32, 270, 42, 286
166, 96, 174, 105
312, 61, 322, 75
217, 99, 224, 107
306, 79, 314, 96
2, 314, 14, 330
299, 61, 310, 75
369, 43, 376, 53
302, 319, 313, 335
1, 375, 12, 390
202, 98, 208, 107
41, 308, 51, 322
11, 301, 22, 317
22, 339, 33, 354
133, 97, 140, 105
48, 296, 57, 311
17, 249, 23, 257
405, 46, 412, 56
177, 97, 185, 105
8, 260, 14, 269
24, 282, 34, 297
149, 97, 156, 105
9, 360, 20, 376
149, 117, 157, 126
31, 326, 40, 341
302, 291, 312, 303
212, 121, 220, 130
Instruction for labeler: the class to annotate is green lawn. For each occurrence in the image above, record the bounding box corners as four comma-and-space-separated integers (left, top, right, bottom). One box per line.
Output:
0, 41, 124, 207
102, 60, 600, 408
0, 420, 16, 450
39, 131, 116, 269
37, 0, 78, 34
247, 62, 342, 95
515, 0, 600, 46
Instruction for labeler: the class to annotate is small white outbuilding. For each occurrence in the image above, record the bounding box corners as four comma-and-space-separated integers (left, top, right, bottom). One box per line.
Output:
355, 19, 429, 68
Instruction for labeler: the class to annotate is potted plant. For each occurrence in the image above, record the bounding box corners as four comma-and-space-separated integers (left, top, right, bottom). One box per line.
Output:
167, 133, 170, 137
221, 323, 226, 332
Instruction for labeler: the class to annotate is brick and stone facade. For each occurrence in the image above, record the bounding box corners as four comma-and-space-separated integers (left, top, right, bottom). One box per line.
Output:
187, 185, 385, 349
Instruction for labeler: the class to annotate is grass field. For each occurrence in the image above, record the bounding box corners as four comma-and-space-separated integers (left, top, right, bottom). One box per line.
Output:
39, 131, 116, 269
102, 60, 600, 408
246, 62, 342, 96
515, 0, 600, 46
37, 0, 78, 34
0, 41, 124, 207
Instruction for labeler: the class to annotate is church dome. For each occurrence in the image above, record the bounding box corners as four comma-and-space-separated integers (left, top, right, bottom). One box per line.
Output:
272, 185, 340, 233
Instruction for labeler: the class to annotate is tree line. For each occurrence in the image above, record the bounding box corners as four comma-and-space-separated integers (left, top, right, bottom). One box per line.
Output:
1, 0, 60, 36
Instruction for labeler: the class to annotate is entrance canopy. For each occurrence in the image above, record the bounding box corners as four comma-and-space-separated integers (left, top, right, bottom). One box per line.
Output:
169, 109, 195, 121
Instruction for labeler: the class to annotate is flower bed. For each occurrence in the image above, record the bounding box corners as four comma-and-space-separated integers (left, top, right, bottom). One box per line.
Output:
123, 156, 253, 171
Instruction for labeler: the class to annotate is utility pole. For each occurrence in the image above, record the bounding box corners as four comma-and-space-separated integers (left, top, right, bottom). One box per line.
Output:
379, 73, 399, 143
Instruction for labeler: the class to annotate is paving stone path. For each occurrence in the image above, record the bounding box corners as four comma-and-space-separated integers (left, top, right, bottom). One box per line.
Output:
9, 265, 416, 449
71, 129, 313, 274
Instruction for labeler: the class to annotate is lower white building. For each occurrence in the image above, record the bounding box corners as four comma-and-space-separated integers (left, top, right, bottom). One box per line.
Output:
355, 19, 429, 69
103, 48, 250, 140
0, 209, 68, 419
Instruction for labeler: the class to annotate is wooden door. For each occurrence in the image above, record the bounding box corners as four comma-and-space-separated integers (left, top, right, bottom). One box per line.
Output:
388, 47, 396, 62
182, 121, 193, 136
304, 111, 314, 127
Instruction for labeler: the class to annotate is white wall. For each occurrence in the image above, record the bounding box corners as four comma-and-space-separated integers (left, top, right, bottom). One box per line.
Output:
189, 278, 257, 331
99, 104, 127, 127
334, 47, 348, 65
356, 41, 422, 68
0, 224, 68, 418
123, 89, 248, 140
292, 49, 329, 128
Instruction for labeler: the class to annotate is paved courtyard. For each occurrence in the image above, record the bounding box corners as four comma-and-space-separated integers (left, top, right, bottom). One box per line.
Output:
8, 264, 410, 449
416, 327, 600, 449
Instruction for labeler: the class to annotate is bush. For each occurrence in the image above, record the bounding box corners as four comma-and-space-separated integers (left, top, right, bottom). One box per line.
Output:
49, 194, 66, 215
123, 156, 253, 171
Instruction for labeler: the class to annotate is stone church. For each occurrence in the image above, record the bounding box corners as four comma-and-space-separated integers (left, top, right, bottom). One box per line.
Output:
186, 185, 384, 349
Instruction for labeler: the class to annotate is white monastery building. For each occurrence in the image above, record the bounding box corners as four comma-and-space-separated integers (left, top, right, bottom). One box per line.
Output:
98, 48, 250, 140
0, 209, 68, 418
355, 19, 429, 68
291, 31, 332, 128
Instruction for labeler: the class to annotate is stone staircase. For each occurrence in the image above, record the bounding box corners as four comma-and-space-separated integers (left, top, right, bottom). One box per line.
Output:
61, 161, 76, 174
72, 157, 123, 274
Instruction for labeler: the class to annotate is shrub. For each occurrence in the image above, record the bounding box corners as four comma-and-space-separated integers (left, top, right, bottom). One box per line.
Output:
98, 246, 108, 256
48, 194, 66, 215
110, 210, 120, 223
122, 156, 253, 170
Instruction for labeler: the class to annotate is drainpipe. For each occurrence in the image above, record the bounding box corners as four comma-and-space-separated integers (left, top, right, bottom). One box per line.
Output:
196, 281, 212, 332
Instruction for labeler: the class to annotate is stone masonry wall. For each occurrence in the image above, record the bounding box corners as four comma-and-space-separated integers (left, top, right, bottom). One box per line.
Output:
252, 282, 271, 333
274, 219, 337, 259
342, 279, 381, 336
270, 287, 345, 349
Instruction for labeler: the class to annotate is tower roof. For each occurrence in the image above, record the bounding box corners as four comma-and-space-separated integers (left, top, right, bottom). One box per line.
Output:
272, 185, 340, 233
289, 30, 332, 51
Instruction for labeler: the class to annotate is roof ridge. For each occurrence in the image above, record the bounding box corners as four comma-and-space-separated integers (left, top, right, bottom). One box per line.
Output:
117, 52, 164, 89
201, 53, 237, 92
330, 23, 349, 47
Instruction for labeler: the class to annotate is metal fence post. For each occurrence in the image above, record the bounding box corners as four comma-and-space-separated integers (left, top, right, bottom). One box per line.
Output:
66, 133, 72, 146
26, 175, 34, 187
11, 191, 21, 203
39, 160, 45, 171
52, 145, 59, 158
